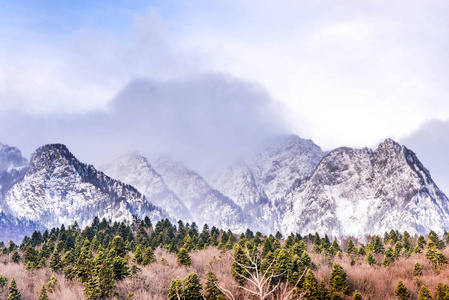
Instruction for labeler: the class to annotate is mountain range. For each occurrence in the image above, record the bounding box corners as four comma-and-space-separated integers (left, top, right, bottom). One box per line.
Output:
1, 135, 448, 241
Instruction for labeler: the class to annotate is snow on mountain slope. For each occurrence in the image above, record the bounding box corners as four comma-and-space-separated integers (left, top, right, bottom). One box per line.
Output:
281, 139, 449, 237
212, 135, 325, 234
153, 157, 246, 231
248, 134, 326, 201
2, 144, 166, 229
101, 153, 192, 221
0, 142, 28, 201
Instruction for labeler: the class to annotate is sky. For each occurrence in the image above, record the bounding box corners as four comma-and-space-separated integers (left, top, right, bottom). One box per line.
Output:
0, 1, 448, 190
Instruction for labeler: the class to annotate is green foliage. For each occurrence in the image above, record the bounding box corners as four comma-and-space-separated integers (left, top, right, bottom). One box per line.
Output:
347, 239, 356, 254
11, 251, 21, 264
133, 246, 143, 265
75, 245, 93, 283
47, 275, 57, 293
413, 262, 423, 276
317, 280, 331, 300
0, 275, 8, 291
329, 263, 349, 295
183, 273, 203, 300
303, 269, 319, 300
49, 248, 61, 271
426, 247, 448, 269
231, 245, 249, 286
366, 252, 377, 266
435, 282, 449, 300
142, 247, 156, 265
168, 277, 183, 300
37, 284, 49, 300
85, 250, 117, 299
394, 281, 410, 300
111, 256, 129, 280
7, 278, 21, 300
111, 236, 127, 257
417, 285, 433, 300
161, 256, 169, 266
353, 290, 363, 300
368, 236, 384, 254
205, 271, 224, 300
177, 248, 192, 267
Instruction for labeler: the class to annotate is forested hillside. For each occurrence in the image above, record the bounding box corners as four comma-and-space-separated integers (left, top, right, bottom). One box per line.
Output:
0, 217, 449, 299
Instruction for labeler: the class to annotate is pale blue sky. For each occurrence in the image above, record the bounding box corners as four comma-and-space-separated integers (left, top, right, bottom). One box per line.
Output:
1, 1, 449, 191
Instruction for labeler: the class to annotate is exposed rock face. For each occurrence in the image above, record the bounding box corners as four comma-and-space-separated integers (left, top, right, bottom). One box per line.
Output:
281, 139, 449, 237
2, 136, 448, 239
0, 143, 28, 200
101, 153, 192, 221
153, 157, 245, 231
2, 144, 166, 229
212, 135, 326, 234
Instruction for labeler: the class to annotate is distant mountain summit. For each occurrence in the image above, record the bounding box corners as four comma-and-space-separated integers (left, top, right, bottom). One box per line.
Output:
153, 157, 245, 231
281, 138, 449, 236
2, 144, 166, 229
100, 153, 191, 220
1, 136, 448, 240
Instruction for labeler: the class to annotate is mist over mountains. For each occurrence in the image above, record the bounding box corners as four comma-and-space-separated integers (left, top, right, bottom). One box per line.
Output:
1, 134, 448, 242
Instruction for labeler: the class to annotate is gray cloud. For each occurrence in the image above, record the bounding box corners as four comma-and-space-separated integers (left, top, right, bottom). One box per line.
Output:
400, 119, 449, 195
0, 72, 286, 175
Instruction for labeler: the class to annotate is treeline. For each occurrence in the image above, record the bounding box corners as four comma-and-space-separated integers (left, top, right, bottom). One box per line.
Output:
0, 217, 449, 299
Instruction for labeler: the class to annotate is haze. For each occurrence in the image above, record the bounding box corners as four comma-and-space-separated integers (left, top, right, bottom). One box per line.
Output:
0, 1, 448, 192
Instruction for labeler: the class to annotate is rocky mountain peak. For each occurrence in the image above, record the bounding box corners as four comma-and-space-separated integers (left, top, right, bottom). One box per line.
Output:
0, 142, 27, 171
28, 144, 77, 174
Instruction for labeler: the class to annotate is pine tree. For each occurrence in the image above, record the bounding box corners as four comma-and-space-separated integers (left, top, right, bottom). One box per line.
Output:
303, 269, 319, 300
183, 234, 194, 251
142, 247, 156, 266
111, 236, 127, 257
366, 252, 377, 266
347, 239, 356, 254
177, 248, 192, 267
75, 245, 93, 283
205, 271, 224, 300
353, 290, 363, 300
417, 285, 433, 300
329, 263, 349, 295
7, 278, 21, 300
317, 280, 331, 300
136, 226, 149, 248
232, 245, 249, 286
435, 282, 449, 300
183, 273, 203, 300
49, 248, 61, 271
394, 281, 410, 300
0, 275, 8, 292
168, 277, 183, 300
368, 236, 384, 254
413, 262, 423, 276
85, 250, 117, 299
111, 256, 129, 280
37, 284, 49, 300
11, 251, 20, 263
24, 245, 38, 269
133, 246, 143, 265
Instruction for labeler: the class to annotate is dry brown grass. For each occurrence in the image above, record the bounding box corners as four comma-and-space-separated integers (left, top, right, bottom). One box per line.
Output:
1, 246, 449, 299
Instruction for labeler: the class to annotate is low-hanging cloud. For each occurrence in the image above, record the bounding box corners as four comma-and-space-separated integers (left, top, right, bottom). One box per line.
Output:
0, 72, 287, 175
400, 119, 449, 195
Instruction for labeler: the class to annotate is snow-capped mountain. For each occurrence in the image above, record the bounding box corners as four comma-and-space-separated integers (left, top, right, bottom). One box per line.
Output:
1, 136, 448, 239
100, 153, 192, 221
212, 135, 326, 234
153, 157, 246, 231
2, 144, 166, 229
0, 142, 28, 200
281, 139, 449, 237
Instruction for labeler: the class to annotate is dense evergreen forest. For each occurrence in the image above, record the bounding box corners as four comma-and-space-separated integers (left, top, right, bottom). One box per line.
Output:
0, 216, 449, 299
